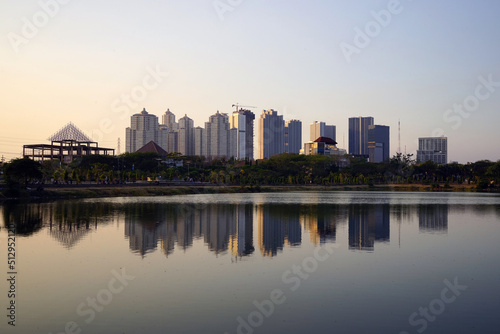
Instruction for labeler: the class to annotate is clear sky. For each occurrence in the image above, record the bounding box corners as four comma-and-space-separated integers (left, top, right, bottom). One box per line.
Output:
1, 0, 499, 163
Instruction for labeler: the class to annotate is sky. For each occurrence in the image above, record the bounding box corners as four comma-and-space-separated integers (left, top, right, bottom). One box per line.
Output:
1, 0, 499, 163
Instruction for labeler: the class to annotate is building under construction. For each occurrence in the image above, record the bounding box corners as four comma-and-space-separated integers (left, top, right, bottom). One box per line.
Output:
23, 123, 115, 163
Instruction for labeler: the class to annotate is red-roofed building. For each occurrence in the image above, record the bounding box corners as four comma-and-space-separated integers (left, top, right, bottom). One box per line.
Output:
302, 137, 346, 156
136, 141, 168, 156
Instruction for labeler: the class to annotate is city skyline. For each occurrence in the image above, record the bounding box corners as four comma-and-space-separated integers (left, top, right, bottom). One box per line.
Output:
1, 1, 500, 163
127, 107, 368, 161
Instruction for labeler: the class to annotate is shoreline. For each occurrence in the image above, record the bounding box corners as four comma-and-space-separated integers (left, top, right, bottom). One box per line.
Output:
1, 182, 494, 201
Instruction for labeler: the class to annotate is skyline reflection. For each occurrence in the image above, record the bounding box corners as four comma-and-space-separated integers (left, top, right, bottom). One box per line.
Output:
0, 200, 459, 257
418, 204, 448, 233
348, 205, 390, 251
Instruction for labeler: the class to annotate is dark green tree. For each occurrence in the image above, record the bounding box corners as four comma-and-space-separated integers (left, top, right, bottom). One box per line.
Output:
4, 158, 43, 184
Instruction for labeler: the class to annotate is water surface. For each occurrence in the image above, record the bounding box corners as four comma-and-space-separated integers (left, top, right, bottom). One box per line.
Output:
1, 192, 499, 334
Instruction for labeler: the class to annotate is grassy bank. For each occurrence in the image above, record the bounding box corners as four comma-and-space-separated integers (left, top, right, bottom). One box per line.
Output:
1, 182, 493, 201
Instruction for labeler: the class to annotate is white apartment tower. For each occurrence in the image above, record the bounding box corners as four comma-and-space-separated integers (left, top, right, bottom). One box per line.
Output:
178, 114, 194, 156
205, 111, 231, 159
162, 109, 178, 130
126, 108, 164, 152
194, 127, 205, 156
161, 109, 179, 153
310, 121, 336, 142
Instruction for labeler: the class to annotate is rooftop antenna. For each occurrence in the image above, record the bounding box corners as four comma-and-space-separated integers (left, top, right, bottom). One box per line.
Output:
398, 119, 401, 154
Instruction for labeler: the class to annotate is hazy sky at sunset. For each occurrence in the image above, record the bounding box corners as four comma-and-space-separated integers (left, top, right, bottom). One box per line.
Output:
1, 0, 499, 162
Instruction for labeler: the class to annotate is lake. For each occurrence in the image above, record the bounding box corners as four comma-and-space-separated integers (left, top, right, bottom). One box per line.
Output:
1, 191, 499, 334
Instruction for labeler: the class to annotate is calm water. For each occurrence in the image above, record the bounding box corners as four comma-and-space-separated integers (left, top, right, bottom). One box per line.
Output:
1, 191, 499, 334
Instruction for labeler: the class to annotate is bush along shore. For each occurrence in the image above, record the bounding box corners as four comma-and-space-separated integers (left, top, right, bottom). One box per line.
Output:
1, 152, 499, 200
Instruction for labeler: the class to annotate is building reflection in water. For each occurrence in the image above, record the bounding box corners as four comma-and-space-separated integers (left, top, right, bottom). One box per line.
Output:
301, 205, 345, 245
1, 200, 452, 257
229, 204, 255, 258
348, 205, 390, 251
0, 201, 116, 248
46, 202, 114, 248
258, 205, 287, 257
202, 204, 232, 255
258, 204, 347, 256
124, 203, 163, 256
124, 203, 255, 258
418, 205, 448, 233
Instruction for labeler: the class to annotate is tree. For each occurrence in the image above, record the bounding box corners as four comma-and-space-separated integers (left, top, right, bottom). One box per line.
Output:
486, 161, 500, 185
418, 161, 438, 181
386, 153, 415, 181
389, 153, 415, 167
4, 158, 43, 185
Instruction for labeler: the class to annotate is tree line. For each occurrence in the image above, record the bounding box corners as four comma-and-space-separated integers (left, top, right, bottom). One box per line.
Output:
2, 152, 500, 194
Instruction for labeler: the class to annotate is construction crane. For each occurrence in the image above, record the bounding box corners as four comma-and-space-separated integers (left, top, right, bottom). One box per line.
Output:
232, 104, 256, 112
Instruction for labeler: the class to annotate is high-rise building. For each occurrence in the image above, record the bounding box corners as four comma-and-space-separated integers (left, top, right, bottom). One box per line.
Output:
241, 110, 255, 160
229, 109, 255, 160
178, 114, 194, 156
157, 125, 169, 151
368, 125, 390, 163
162, 109, 177, 130
417, 137, 447, 164
126, 108, 162, 153
166, 132, 178, 154
310, 121, 336, 142
228, 128, 238, 159
194, 126, 205, 156
161, 109, 179, 153
284, 120, 302, 154
230, 112, 246, 159
205, 111, 231, 159
258, 109, 284, 159
349, 116, 374, 156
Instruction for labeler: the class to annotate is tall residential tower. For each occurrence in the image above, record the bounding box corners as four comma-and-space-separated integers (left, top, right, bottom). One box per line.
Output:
258, 109, 284, 159
285, 120, 302, 154
310, 121, 336, 142
126, 108, 167, 152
